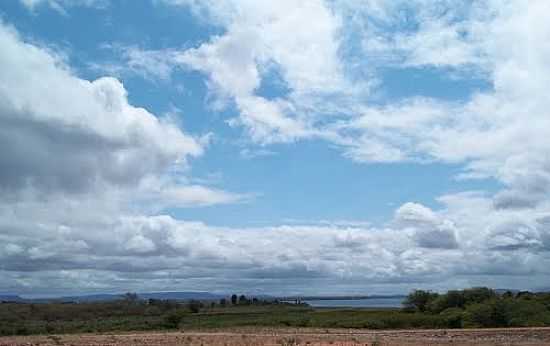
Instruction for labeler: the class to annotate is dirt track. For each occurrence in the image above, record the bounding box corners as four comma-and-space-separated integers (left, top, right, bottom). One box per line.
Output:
2, 327, 550, 346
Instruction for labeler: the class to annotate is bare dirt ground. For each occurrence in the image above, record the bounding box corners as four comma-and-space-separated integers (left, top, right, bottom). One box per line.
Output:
2, 327, 550, 346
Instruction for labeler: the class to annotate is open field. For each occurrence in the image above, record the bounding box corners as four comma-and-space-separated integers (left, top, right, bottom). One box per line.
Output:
0, 303, 463, 335
2, 327, 550, 346
0, 303, 511, 336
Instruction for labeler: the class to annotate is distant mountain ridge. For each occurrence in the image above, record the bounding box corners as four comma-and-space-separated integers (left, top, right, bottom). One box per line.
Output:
0, 294, 24, 302
138, 292, 224, 301
1, 291, 226, 303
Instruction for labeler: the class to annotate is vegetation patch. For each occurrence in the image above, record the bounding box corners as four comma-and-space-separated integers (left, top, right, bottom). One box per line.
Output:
1, 288, 550, 336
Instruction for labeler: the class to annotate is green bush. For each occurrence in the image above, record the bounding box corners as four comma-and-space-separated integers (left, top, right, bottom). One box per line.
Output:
463, 300, 504, 327
162, 310, 186, 329
462, 297, 550, 328
439, 307, 464, 328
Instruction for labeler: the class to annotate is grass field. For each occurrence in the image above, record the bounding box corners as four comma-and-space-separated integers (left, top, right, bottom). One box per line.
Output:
0, 302, 469, 336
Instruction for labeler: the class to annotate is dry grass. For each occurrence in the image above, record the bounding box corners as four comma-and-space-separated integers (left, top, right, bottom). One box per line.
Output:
1, 327, 550, 346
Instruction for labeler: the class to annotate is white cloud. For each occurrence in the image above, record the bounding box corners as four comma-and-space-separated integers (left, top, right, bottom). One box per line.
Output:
486, 221, 542, 251
0, 20, 251, 294
239, 148, 276, 159
139, 183, 253, 208
394, 203, 459, 249
356, 0, 490, 69
138, 1, 543, 180
90, 44, 182, 82
155, 0, 548, 189
327, 1, 550, 239
166, 0, 349, 143
4, 195, 550, 294
0, 22, 245, 206
394, 203, 439, 227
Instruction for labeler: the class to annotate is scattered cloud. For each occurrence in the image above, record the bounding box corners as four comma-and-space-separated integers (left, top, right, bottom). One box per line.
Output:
153, 0, 353, 143
239, 148, 277, 160
19, 0, 106, 13
90, 44, 181, 81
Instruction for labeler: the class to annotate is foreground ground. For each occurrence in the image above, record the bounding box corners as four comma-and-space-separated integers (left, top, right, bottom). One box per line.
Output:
2, 327, 550, 346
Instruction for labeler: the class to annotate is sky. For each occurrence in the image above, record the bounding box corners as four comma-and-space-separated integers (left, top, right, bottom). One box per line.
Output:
0, 0, 548, 297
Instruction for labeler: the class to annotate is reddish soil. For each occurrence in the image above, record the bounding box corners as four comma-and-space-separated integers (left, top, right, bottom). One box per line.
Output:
2, 327, 550, 346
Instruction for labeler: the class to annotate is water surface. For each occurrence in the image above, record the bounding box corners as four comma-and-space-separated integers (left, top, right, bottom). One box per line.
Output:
304, 297, 404, 308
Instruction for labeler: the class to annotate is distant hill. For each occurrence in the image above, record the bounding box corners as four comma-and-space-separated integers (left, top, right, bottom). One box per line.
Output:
494, 289, 520, 295
55, 294, 126, 303
2, 291, 227, 303
0, 294, 24, 302
138, 291, 224, 301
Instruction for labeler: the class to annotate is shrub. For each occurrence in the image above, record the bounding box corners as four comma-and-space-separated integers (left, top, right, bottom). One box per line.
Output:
463, 299, 507, 328
162, 311, 185, 329
439, 308, 464, 328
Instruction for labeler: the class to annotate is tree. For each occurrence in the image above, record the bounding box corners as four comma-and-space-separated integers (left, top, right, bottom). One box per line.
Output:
462, 287, 496, 304
219, 298, 227, 307
428, 290, 466, 313
231, 294, 238, 305
239, 294, 248, 305
403, 290, 438, 312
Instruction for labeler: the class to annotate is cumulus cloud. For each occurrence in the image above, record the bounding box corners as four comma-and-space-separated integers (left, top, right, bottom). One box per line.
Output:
0, 205, 452, 294
3, 1, 550, 295
394, 203, 459, 249
3, 190, 550, 294
0, 24, 202, 194
486, 221, 542, 251
0, 22, 247, 209
5, 188, 549, 295
0, 19, 251, 293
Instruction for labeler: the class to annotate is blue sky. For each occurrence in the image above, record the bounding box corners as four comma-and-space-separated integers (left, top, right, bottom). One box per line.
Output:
0, 0, 548, 296
0, 0, 496, 226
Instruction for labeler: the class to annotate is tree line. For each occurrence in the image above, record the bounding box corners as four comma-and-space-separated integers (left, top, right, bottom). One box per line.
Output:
403, 287, 550, 327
